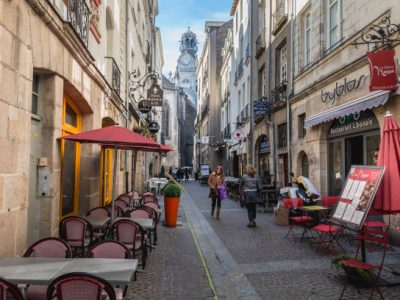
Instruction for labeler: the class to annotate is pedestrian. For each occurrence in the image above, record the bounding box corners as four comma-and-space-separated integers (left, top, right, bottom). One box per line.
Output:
207, 165, 225, 220
160, 165, 165, 178
240, 165, 262, 228
184, 168, 189, 181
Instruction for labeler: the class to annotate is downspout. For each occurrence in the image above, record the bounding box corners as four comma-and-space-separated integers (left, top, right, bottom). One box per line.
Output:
268, 0, 276, 182
249, 0, 254, 165
287, 0, 295, 181
125, 0, 130, 193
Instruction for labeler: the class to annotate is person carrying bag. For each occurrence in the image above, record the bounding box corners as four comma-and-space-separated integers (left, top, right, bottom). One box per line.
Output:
208, 166, 225, 220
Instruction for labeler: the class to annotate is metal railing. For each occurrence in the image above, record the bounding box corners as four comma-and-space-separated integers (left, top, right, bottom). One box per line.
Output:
237, 59, 244, 79
105, 57, 121, 95
272, 0, 288, 35
270, 81, 287, 110
67, 0, 90, 47
245, 44, 251, 65
255, 29, 266, 58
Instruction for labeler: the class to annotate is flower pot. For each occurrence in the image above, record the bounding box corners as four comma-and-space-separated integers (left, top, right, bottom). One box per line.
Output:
164, 196, 180, 227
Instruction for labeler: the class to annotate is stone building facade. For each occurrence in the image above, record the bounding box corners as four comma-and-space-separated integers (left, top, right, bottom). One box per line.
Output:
0, 0, 162, 257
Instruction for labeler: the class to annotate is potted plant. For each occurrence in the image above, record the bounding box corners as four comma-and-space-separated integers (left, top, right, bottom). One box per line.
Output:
163, 183, 181, 227
331, 254, 374, 288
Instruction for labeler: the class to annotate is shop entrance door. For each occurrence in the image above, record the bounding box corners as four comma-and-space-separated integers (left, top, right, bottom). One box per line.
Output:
345, 135, 364, 175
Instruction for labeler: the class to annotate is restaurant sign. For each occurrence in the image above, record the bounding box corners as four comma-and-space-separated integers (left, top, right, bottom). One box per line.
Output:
367, 49, 398, 91
147, 83, 163, 106
259, 135, 270, 153
328, 111, 379, 138
148, 121, 160, 133
138, 100, 152, 113
321, 75, 366, 105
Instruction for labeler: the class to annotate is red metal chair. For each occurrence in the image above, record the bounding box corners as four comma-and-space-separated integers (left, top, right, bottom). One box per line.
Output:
310, 222, 344, 253
60, 216, 95, 257
23, 237, 72, 258
0, 276, 24, 300
47, 272, 117, 300
339, 228, 389, 299
111, 219, 147, 270
283, 198, 313, 239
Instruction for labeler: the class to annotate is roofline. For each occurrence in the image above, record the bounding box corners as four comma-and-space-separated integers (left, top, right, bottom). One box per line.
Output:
230, 0, 238, 16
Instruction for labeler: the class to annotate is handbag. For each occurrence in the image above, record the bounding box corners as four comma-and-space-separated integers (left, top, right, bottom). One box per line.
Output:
219, 184, 228, 200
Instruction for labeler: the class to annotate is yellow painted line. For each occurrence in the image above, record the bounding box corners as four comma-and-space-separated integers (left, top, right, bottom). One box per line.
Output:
182, 199, 219, 300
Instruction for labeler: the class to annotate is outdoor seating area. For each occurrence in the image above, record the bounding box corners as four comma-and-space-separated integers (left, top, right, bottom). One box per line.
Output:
0, 190, 162, 299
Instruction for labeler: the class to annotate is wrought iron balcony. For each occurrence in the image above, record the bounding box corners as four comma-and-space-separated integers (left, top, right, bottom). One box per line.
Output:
237, 59, 244, 79
67, 0, 90, 47
105, 57, 121, 96
244, 44, 251, 65
272, 0, 288, 35
271, 81, 287, 111
255, 29, 266, 58
234, 71, 238, 86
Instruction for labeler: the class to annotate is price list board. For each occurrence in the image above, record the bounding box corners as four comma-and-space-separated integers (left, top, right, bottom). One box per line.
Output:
332, 165, 385, 229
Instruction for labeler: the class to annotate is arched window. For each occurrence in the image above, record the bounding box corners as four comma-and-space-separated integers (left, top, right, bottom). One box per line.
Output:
300, 152, 309, 178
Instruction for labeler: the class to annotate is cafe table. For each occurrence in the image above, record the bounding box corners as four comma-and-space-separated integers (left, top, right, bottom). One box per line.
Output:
81, 215, 110, 230
0, 257, 138, 286
114, 217, 155, 230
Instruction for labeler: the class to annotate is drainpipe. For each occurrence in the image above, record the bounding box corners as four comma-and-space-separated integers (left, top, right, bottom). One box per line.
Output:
287, 0, 295, 181
125, 0, 130, 193
268, 0, 276, 182
249, 0, 254, 165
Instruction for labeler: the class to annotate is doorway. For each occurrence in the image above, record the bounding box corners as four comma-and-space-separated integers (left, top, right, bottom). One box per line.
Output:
345, 135, 364, 175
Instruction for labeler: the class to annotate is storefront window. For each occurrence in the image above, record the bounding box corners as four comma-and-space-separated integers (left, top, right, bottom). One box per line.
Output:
328, 141, 342, 196
366, 134, 380, 165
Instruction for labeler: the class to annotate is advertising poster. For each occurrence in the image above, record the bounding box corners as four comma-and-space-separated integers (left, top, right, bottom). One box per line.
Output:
332, 165, 385, 229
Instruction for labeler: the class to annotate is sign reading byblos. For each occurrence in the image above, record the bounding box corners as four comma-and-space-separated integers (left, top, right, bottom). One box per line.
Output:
147, 83, 164, 106
367, 49, 398, 91
332, 165, 385, 229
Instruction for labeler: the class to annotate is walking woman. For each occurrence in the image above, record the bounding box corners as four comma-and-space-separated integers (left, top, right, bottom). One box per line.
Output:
240, 165, 262, 227
208, 165, 225, 220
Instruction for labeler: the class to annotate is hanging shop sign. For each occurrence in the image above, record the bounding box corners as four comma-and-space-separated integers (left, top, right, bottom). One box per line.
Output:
332, 165, 385, 229
138, 100, 152, 113
321, 75, 366, 105
367, 49, 398, 91
327, 110, 379, 138
254, 97, 269, 116
147, 83, 164, 106
234, 129, 243, 141
148, 121, 160, 133
259, 135, 270, 153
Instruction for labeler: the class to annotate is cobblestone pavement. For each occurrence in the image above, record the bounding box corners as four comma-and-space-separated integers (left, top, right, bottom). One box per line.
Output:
126, 181, 400, 299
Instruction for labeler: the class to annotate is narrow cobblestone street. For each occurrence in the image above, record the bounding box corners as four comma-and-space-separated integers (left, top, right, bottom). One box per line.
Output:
127, 181, 400, 299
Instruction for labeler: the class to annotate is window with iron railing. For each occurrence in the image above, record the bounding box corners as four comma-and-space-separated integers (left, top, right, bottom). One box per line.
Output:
105, 57, 121, 95
238, 59, 244, 78
67, 0, 90, 47
278, 123, 287, 148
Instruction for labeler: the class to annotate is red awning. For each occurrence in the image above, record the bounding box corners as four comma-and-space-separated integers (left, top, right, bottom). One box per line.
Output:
60, 125, 159, 148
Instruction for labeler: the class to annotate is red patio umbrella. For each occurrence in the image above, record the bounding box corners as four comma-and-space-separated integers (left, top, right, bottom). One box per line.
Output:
60, 125, 160, 221
373, 112, 400, 214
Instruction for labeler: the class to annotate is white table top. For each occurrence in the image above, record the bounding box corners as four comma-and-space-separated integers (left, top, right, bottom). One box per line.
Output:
0, 257, 137, 286
114, 217, 155, 230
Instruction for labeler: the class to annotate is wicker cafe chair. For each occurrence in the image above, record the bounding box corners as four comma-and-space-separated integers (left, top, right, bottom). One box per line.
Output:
22, 237, 72, 299
87, 207, 110, 219
339, 229, 389, 300
87, 240, 133, 298
135, 206, 159, 246
0, 276, 24, 300
60, 216, 95, 257
47, 272, 117, 300
111, 219, 147, 270
283, 198, 313, 240
23, 237, 72, 258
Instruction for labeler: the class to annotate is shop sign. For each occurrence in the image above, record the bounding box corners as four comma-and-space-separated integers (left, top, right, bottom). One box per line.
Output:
367, 49, 398, 91
147, 83, 163, 106
321, 75, 366, 105
138, 100, 152, 113
254, 97, 269, 116
148, 121, 160, 133
234, 129, 243, 141
328, 111, 379, 138
259, 135, 270, 153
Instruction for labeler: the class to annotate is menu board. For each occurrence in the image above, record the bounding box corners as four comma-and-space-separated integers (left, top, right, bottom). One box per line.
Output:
332, 165, 385, 229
